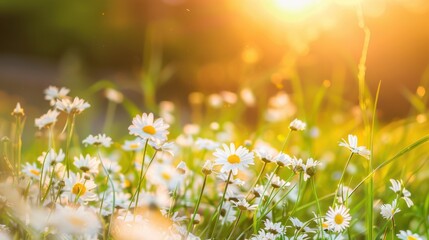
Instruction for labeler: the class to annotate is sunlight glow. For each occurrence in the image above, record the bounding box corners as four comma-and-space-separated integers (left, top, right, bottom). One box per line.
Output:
275, 0, 318, 12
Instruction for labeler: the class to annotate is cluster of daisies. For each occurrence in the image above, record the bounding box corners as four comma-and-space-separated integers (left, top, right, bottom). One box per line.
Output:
0, 86, 424, 240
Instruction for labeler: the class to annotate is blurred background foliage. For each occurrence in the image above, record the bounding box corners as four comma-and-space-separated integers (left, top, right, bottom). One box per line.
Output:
0, 0, 429, 121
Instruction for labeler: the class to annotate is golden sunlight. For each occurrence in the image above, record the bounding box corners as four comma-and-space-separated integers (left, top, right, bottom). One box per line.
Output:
275, 0, 319, 12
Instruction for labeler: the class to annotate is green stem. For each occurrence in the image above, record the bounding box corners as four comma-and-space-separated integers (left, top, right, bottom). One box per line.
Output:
226, 210, 242, 240
208, 170, 232, 239
64, 114, 76, 178
334, 153, 354, 205
103, 101, 117, 134
97, 149, 115, 237
132, 139, 149, 217
245, 162, 267, 199
280, 130, 292, 153
187, 174, 207, 234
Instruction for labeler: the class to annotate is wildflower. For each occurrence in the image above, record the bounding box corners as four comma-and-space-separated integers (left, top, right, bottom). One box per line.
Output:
22, 163, 41, 180
73, 154, 99, 174
252, 185, 268, 199
104, 88, 123, 103
176, 161, 187, 175
339, 134, 370, 159
11, 102, 25, 117
195, 138, 220, 151
50, 205, 101, 235
302, 158, 320, 181
147, 163, 183, 191
37, 149, 65, 170
82, 134, 112, 147
289, 118, 306, 131
213, 143, 254, 175
380, 199, 400, 220
337, 185, 353, 204
264, 219, 286, 235
55, 97, 90, 114
122, 138, 145, 151
217, 173, 244, 186
290, 217, 315, 233
148, 140, 175, 156
231, 198, 257, 211
254, 148, 275, 163
250, 229, 277, 240
396, 230, 423, 240
325, 205, 351, 233
128, 113, 169, 142
389, 179, 414, 208
224, 189, 244, 202
273, 153, 292, 167
35, 109, 60, 129
63, 172, 98, 202
290, 157, 304, 174
267, 173, 290, 189
44, 86, 70, 106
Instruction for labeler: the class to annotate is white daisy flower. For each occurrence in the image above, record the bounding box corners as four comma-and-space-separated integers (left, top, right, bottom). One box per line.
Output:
266, 173, 290, 189
50, 205, 101, 235
290, 157, 304, 174
337, 184, 353, 204
147, 163, 184, 191
289, 118, 306, 131
339, 134, 370, 159
389, 179, 414, 208
195, 138, 220, 151
396, 230, 423, 240
55, 97, 90, 114
380, 199, 400, 220
35, 109, 60, 129
273, 152, 292, 167
202, 160, 214, 175
302, 158, 320, 181
176, 161, 187, 175
44, 86, 70, 106
11, 102, 25, 117
252, 185, 268, 199
254, 148, 275, 163
22, 162, 41, 180
37, 149, 65, 170
63, 172, 98, 202
290, 217, 315, 233
73, 154, 99, 174
250, 229, 277, 240
231, 198, 257, 211
128, 113, 169, 142
148, 139, 175, 156
122, 138, 146, 151
82, 134, 112, 147
264, 219, 286, 234
217, 173, 245, 186
325, 205, 352, 233
213, 143, 254, 175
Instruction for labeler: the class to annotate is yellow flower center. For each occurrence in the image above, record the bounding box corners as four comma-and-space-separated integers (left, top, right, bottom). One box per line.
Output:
162, 172, 172, 180
322, 222, 329, 229
68, 216, 86, 227
407, 236, 417, 240
72, 183, 87, 195
30, 169, 40, 176
334, 214, 344, 225
143, 125, 156, 135
227, 154, 241, 164
129, 143, 140, 149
